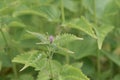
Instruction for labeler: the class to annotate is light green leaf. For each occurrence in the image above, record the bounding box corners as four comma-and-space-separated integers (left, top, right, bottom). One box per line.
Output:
54, 33, 83, 46
27, 31, 47, 43
94, 25, 114, 49
37, 60, 62, 80
19, 74, 34, 80
12, 50, 45, 71
37, 70, 50, 80
63, 0, 77, 12
61, 65, 89, 80
13, 5, 60, 22
66, 16, 96, 38
82, 0, 112, 18
67, 36, 98, 59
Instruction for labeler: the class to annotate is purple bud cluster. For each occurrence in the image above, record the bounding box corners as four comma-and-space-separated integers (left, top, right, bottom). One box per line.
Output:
49, 36, 54, 43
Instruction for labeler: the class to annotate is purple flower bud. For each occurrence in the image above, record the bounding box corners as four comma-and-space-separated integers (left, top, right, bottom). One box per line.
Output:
49, 36, 54, 43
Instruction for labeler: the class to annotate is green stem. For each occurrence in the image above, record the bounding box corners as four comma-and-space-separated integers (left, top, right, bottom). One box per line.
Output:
61, 0, 65, 23
12, 63, 18, 79
47, 47, 54, 79
48, 58, 54, 79
66, 54, 70, 64
93, 0, 100, 80
97, 50, 100, 80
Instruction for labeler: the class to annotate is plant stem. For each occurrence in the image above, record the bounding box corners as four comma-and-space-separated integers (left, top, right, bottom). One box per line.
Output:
48, 57, 54, 79
12, 63, 18, 79
47, 47, 54, 79
93, 0, 100, 80
66, 53, 70, 64
97, 50, 100, 80
61, 0, 65, 23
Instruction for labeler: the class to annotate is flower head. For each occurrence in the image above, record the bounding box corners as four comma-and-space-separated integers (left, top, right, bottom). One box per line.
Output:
49, 35, 54, 44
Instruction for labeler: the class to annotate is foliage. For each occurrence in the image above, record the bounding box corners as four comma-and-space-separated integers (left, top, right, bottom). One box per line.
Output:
0, 0, 120, 80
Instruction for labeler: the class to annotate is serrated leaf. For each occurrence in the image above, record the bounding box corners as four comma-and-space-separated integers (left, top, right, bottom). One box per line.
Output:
94, 25, 114, 49
13, 6, 60, 22
27, 31, 47, 43
12, 50, 44, 71
13, 10, 48, 19
61, 65, 89, 80
54, 33, 83, 46
37, 60, 62, 80
57, 46, 74, 54
38, 6, 60, 22
66, 16, 96, 38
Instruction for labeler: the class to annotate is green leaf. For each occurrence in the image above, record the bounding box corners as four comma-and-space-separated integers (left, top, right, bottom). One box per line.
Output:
102, 50, 120, 66
66, 16, 96, 38
8, 21, 26, 41
56, 46, 75, 55
13, 6, 60, 22
61, 65, 89, 80
12, 50, 45, 71
37, 60, 62, 80
63, 0, 77, 12
82, 0, 112, 18
19, 74, 34, 80
67, 37, 98, 59
54, 33, 83, 46
94, 25, 114, 49
27, 31, 47, 43
37, 70, 50, 80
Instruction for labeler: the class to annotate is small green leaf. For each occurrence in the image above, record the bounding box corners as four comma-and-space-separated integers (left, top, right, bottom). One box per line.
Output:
37, 70, 50, 80
63, 0, 77, 12
27, 31, 47, 43
54, 33, 83, 46
61, 65, 89, 80
66, 16, 96, 38
12, 50, 44, 71
94, 25, 114, 49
